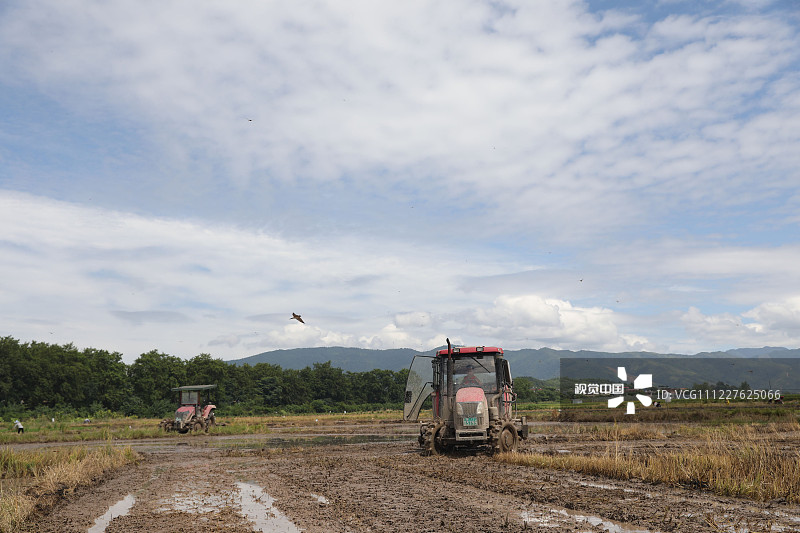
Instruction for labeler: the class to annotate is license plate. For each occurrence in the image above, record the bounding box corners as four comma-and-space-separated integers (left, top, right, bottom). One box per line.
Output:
463, 416, 478, 426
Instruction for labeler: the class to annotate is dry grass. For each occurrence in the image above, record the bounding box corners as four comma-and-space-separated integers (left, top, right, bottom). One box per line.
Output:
499, 425, 800, 503
567, 423, 667, 441
0, 445, 138, 532
0, 485, 34, 533
527, 420, 800, 441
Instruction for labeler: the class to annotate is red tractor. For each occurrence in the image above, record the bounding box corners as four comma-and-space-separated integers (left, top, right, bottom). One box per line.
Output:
404, 340, 528, 454
159, 384, 217, 433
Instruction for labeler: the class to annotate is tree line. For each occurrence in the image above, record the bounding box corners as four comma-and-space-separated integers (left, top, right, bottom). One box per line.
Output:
0, 337, 408, 419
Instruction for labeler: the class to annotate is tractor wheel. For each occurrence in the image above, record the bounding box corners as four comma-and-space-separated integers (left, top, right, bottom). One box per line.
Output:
193, 420, 204, 432
426, 422, 451, 456
496, 423, 519, 454
418, 424, 432, 448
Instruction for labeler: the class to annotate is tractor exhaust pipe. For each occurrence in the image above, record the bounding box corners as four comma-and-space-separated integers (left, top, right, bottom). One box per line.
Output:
446, 338, 454, 406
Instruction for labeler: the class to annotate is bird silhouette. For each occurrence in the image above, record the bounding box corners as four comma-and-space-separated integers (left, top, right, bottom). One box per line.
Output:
291, 313, 305, 324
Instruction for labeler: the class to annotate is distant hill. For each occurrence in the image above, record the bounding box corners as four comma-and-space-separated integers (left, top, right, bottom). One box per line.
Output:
559, 355, 800, 391
228, 346, 800, 380
231, 346, 422, 372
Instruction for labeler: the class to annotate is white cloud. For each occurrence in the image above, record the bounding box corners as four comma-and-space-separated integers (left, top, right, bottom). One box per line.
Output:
682, 298, 800, 348
660, 246, 800, 278
743, 298, 800, 336
0, 190, 661, 358
3, 189, 800, 359
262, 323, 356, 350
465, 294, 653, 352
394, 312, 433, 329
359, 324, 417, 350
0, 191, 522, 359
1, 1, 796, 244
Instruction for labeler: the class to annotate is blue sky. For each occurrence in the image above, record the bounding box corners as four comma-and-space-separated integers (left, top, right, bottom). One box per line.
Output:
1, 0, 799, 363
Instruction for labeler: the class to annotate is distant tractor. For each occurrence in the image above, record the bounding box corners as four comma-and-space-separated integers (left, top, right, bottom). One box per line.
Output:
159, 384, 217, 433
404, 340, 528, 454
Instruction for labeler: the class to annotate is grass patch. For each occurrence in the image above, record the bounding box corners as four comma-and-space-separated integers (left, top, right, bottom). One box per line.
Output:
0, 445, 138, 532
557, 402, 799, 423
0, 410, 407, 444
499, 425, 800, 503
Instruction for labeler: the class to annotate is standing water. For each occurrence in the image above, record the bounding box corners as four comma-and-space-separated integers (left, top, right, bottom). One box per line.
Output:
87, 494, 135, 533
236, 481, 302, 533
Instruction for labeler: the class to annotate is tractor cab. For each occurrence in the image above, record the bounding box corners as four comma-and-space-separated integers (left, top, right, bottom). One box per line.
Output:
404, 345, 511, 421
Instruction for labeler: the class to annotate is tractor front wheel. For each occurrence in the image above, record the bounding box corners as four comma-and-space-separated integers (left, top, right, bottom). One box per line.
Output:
423, 422, 451, 456
490, 421, 519, 454
497, 423, 519, 453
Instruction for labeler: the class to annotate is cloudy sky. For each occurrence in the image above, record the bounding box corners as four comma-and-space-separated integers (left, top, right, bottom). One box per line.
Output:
1, 0, 799, 363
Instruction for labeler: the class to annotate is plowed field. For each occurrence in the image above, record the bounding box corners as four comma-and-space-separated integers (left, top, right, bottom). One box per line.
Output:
15, 421, 800, 532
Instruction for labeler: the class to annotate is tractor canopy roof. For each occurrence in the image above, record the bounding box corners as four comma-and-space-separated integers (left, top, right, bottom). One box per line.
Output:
434, 346, 503, 357
171, 384, 217, 392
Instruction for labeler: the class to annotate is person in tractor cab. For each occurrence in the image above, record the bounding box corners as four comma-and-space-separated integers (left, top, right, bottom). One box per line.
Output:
459, 364, 482, 388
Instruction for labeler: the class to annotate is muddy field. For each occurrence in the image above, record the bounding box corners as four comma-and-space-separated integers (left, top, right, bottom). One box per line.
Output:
15, 421, 800, 533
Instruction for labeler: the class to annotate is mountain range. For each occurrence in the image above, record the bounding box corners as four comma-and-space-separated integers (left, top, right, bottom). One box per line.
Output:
230, 346, 800, 380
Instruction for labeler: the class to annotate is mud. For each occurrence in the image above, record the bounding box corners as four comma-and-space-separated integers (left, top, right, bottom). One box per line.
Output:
15, 422, 800, 533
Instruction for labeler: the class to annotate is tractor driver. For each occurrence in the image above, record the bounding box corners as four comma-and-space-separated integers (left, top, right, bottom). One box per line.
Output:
459, 364, 482, 388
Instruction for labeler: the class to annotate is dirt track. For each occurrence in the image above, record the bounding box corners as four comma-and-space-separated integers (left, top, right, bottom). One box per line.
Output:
18, 422, 800, 533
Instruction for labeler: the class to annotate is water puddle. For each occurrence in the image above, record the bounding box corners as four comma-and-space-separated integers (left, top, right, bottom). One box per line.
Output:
154, 480, 304, 531
237, 481, 302, 533
522, 508, 652, 533
685, 508, 800, 532
578, 480, 617, 491
88, 494, 135, 533
310, 493, 329, 504
577, 480, 652, 497
703, 512, 797, 533
769, 510, 800, 523
156, 480, 234, 513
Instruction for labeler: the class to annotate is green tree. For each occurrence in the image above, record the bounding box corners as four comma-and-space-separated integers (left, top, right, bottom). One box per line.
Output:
128, 350, 186, 416
83, 348, 129, 411
259, 376, 283, 407
0, 337, 24, 407
225, 363, 260, 407
281, 368, 313, 406
352, 369, 403, 404
311, 361, 350, 403
185, 353, 229, 405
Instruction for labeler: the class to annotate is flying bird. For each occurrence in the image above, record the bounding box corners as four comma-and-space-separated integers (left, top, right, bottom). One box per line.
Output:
291, 313, 305, 324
